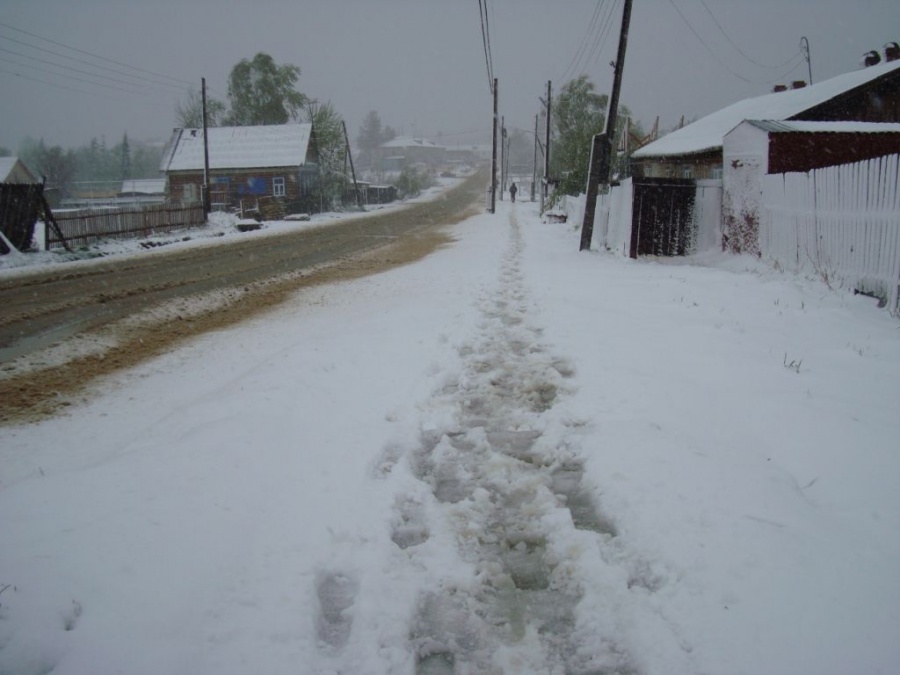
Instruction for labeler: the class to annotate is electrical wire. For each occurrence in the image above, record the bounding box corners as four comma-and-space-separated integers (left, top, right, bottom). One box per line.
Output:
584, 0, 619, 70
666, 0, 805, 85
0, 65, 143, 103
0, 21, 193, 89
0, 46, 153, 95
558, 1, 605, 83
477, 0, 494, 92
695, 0, 803, 69
0, 32, 186, 95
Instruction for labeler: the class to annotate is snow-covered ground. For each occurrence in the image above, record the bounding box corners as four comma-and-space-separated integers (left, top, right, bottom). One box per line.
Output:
1, 196, 898, 674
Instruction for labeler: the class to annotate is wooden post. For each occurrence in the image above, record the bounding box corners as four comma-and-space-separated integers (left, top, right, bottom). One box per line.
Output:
580, 0, 632, 251
532, 113, 538, 202
342, 120, 363, 210
201, 77, 211, 219
542, 80, 551, 211
491, 78, 498, 213
500, 116, 506, 200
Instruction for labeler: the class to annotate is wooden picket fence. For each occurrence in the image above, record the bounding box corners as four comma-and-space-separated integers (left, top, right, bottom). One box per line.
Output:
760, 154, 900, 314
46, 203, 206, 250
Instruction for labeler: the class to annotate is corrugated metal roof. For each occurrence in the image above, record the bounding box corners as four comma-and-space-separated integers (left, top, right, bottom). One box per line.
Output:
632, 59, 900, 159
162, 124, 314, 172
745, 120, 900, 134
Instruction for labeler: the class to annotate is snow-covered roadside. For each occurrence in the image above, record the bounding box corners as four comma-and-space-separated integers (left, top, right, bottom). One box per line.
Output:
0, 176, 464, 276
1, 199, 898, 674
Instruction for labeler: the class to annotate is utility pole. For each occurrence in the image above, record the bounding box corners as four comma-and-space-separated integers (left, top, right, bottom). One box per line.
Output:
500, 116, 506, 200
491, 77, 498, 213
532, 113, 538, 202
342, 120, 363, 210
800, 36, 813, 84
580, 0, 632, 251
542, 80, 551, 212
201, 77, 211, 218
505, 129, 511, 194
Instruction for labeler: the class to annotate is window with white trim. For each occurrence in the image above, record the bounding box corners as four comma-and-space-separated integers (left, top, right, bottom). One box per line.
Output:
273, 176, 286, 197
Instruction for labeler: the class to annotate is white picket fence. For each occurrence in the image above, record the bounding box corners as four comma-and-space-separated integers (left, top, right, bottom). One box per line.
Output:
760, 154, 900, 313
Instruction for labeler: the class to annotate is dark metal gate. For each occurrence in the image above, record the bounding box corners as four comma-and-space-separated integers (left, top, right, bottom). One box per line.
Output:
0, 183, 44, 254
630, 177, 696, 258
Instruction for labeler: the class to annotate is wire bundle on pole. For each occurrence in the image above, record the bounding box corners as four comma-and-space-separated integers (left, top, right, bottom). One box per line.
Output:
477, 0, 495, 94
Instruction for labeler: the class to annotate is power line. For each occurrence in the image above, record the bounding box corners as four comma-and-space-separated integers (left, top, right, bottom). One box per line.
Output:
558, 1, 605, 83
478, 0, 494, 93
0, 46, 153, 95
584, 0, 619, 69
0, 65, 144, 103
695, 0, 803, 70
666, 0, 805, 85
0, 32, 186, 95
588, 0, 617, 64
0, 21, 193, 89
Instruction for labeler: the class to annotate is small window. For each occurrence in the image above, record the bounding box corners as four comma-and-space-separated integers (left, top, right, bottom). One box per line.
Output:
273, 176, 285, 197
183, 183, 198, 203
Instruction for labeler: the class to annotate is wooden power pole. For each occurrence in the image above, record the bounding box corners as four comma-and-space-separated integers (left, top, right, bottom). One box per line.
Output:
542, 80, 551, 212
491, 78, 498, 213
580, 0, 632, 251
342, 120, 363, 210
201, 77, 211, 218
500, 116, 506, 200
532, 113, 538, 201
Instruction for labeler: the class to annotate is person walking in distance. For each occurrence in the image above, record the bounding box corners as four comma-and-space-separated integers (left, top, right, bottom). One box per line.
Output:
509, 182, 517, 203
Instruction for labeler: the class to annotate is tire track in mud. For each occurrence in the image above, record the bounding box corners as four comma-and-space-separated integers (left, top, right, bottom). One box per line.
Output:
388, 209, 637, 674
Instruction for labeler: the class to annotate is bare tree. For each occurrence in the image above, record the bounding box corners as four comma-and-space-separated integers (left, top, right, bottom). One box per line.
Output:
175, 88, 226, 128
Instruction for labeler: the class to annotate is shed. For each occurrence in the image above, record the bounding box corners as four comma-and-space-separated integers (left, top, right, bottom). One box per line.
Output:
0, 157, 39, 184
632, 58, 900, 180
722, 120, 900, 252
160, 124, 319, 215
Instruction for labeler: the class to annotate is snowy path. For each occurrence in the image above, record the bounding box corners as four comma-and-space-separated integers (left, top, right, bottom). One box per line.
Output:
378, 209, 630, 673
299, 206, 637, 674
2, 199, 899, 674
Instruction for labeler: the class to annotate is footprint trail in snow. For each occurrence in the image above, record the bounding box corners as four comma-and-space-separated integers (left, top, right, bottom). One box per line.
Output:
398, 210, 635, 673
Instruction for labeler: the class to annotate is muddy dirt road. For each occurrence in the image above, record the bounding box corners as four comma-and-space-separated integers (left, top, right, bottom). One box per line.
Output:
0, 171, 485, 424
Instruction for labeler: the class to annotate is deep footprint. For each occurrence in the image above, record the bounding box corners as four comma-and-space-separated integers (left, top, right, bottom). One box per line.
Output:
315, 571, 359, 650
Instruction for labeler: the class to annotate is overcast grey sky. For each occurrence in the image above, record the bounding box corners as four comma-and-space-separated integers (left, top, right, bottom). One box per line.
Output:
1, 0, 897, 154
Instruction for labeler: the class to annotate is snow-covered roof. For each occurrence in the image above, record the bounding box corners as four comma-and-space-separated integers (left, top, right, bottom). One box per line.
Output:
380, 136, 444, 150
120, 178, 166, 194
742, 120, 900, 134
0, 156, 38, 183
161, 124, 314, 172
633, 59, 900, 159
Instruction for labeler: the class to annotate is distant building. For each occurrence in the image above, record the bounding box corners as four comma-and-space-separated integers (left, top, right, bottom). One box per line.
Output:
369, 137, 446, 171
0, 157, 39, 184
117, 178, 167, 206
160, 124, 320, 214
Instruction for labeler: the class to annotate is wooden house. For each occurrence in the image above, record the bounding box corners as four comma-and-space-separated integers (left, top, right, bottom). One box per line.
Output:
632, 59, 900, 181
627, 58, 900, 254
160, 124, 319, 215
